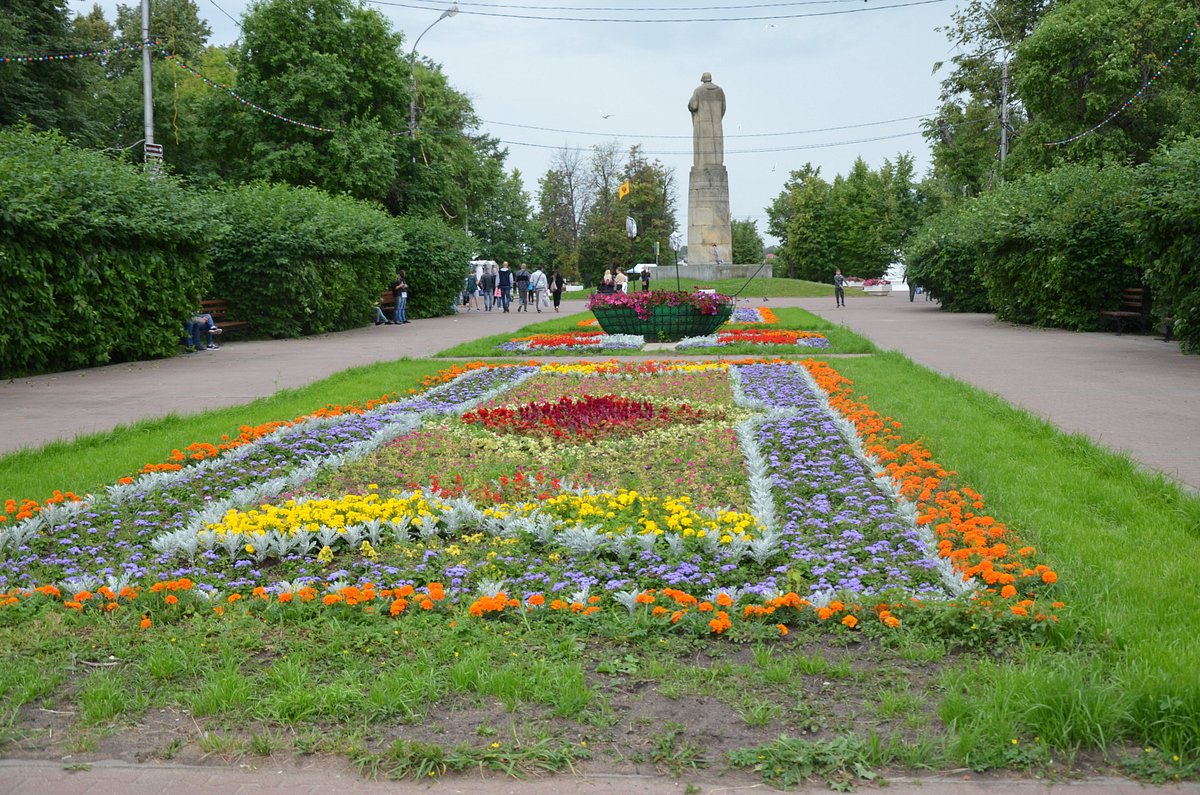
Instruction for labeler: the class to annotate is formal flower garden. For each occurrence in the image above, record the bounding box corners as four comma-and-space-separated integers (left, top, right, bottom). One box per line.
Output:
0, 358, 1062, 637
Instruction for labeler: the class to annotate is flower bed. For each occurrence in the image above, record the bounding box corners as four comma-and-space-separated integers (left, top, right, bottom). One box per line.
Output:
497, 331, 643, 353
0, 359, 1061, 636
729, 307, 779, 325
676, 329, 829, 349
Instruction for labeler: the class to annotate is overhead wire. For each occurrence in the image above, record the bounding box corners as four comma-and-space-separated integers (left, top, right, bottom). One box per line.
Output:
364, 0, 951, 23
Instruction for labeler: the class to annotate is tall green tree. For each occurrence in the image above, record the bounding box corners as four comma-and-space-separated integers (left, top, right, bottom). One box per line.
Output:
537, 148, 591, 279
769, 164, 834, 281
1, 0, 100, 140
574, 143, 677, 288
731, 218, 765, 265
1013, 0, 1200, 170
469, 168, 546, 265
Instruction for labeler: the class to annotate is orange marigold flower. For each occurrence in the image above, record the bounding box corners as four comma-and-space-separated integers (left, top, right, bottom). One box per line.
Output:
140, 615, 152, 629
816, 607, 835, 621
697, 601, 714, 612
882, 615, 900, 628
776, 623, 788, 636
1000, 585, 1017, 599
227, 593, 243, 603
323, 594, 343, 606
397, 585, 415, 598
841, 614, 859, 629
419, 598, 434, 610
828, 600, 845, 612
550, 599, 567, 610
652, 605, 668, 617
635, 592, 655, 605
1041, 570, 1058, 584
389, 599, 407, 616
64, 600, 83, 611
716, 593, 734, 607
528, 594, 546, 607
212, 605, 224, 617
164, 594, 179, 605
277, 592, 294, 604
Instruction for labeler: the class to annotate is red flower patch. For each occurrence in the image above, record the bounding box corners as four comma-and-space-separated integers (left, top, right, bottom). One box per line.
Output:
461, 394, 720, 442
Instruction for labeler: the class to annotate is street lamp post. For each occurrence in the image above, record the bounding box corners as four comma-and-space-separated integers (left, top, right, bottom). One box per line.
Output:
408, 5, 458, 153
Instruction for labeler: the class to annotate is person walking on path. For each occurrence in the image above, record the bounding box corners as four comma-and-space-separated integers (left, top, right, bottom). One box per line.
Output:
529, 266, 549, 313
614, 267, 629, 294
464, 271, 480, 311
480, 265, 496, 312
390, 270, 410, 324
833, 269, 846, 308
515, 264, 531, 312
551, 269, 566, 311
496, 262, 513, 313
640, 267, 651, 292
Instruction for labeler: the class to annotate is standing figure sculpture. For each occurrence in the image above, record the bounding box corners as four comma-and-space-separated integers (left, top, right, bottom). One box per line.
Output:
687, 72, 732, 266
688, 72, 726, 168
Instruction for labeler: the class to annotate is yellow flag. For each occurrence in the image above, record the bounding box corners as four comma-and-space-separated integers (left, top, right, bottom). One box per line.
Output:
618, 179, 630, 200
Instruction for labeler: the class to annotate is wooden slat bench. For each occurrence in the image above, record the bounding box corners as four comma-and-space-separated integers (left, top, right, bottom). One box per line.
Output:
200, 299, 250, 336
1099, 288, 1149, 335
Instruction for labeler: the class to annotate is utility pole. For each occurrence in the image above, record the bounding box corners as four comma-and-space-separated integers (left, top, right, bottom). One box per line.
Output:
141, 0, 163, 174
999, 58, 1009, 186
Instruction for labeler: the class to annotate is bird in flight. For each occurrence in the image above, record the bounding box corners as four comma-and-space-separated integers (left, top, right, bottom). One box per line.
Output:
602, 113, 615, 118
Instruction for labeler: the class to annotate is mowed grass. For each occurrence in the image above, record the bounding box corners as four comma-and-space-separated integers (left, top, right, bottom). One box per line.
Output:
2, 347, 1200, 776
436, 307, 877, 358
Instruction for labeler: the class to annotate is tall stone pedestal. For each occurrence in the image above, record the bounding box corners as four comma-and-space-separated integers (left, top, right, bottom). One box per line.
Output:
688, 165, 732, 265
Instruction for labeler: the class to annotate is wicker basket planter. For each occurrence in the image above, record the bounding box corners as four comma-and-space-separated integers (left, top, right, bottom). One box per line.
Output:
589, 292, 734, 342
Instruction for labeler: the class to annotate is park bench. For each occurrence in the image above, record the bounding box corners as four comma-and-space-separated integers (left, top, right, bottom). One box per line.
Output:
1099, 287, 1149, 335
200, 298, 250, 336
378, 290, 397, 320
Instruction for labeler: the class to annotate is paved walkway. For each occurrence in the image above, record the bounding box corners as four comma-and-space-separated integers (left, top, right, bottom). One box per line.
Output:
3, 290, 1200, 793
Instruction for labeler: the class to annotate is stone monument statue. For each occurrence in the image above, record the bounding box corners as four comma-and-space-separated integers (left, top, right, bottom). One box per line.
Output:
688, 72, 725, 168
687, 72, 732, 266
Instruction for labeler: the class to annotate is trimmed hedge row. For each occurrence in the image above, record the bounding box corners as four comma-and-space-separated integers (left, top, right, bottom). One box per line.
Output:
905, 164, 1139, 325
905, 136, 1200, 353
0, 128, 472, 375
1136, 137, 1200, 354
0, 127, 211, 376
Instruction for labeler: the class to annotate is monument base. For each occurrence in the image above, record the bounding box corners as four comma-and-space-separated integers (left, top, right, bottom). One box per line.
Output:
688, 165, 731, 266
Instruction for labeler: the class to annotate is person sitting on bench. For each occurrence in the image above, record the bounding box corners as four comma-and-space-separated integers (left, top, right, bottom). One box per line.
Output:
184, 312, 222, 351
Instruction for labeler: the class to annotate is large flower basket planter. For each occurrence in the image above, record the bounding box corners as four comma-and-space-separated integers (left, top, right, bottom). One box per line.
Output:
591, 300, 734, 342
863, 285, 892, 297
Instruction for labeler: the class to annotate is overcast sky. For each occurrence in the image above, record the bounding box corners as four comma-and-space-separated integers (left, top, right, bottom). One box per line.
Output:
69, 0, 964, 242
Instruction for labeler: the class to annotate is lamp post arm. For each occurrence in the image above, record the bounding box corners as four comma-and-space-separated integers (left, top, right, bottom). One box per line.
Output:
407, 6, 458, 139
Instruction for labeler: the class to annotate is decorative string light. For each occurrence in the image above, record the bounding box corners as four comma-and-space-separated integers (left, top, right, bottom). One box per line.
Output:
162, 53, 338, 133
1044, 21, 1199, 147
0, 40, 154, 64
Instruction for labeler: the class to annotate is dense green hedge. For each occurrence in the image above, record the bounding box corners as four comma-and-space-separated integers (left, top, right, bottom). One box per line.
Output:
206, 183, 405, 338
0, 127, 211, 376
903, 202, 995, 313
1135, 137, 1200, 353
206, 185, 472, 336
980, 164, 1139, 330
0, 128, 475, 375
390, 215, 474, 319
906, 163, 1141, 330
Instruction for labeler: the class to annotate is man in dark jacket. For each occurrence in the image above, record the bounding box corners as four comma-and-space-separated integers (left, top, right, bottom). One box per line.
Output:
514, 264, 531, 312
480, 265, 497, 312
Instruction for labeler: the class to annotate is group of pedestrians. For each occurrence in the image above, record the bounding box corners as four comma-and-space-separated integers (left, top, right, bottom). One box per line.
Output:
462, 261, 567, 314
596, 266, 650, 294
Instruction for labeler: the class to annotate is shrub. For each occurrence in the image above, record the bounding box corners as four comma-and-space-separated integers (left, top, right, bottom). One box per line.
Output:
1135, 136, 1200, 353
980, 164, 1139, 330
206, 183, 405, 338
903, 203, 994, 313
0, 127, 211, 375
389, 215, 473, 319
